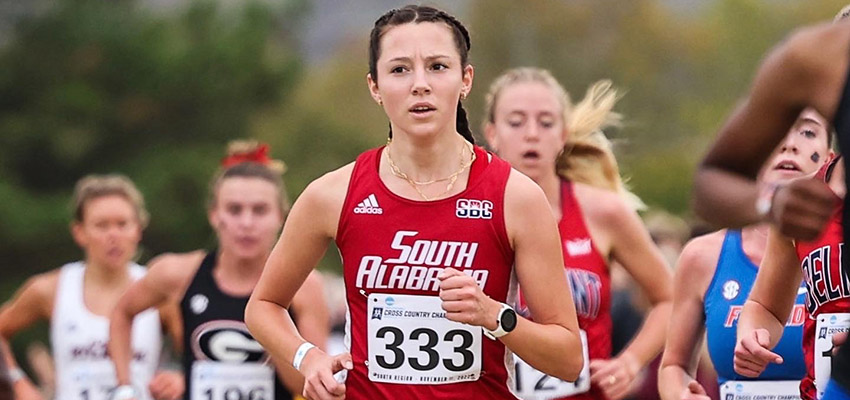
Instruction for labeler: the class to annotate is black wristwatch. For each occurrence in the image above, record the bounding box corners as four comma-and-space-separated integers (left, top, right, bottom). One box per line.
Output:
483, 303, 517, 339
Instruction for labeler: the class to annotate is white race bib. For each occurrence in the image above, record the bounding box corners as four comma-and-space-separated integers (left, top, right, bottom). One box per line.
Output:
815, 313, 850, 399
512, 330, 590, 400
66, 368, 119, 400
367, 293, 482, 385
62, 363, 155, 400
190, 361, 274, 400
719, 380, 801, 400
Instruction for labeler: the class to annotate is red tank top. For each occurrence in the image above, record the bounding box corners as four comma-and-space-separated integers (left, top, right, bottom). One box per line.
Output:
796, 157, 849, 400
336, 145, 517, 400
517, 180, 612, 400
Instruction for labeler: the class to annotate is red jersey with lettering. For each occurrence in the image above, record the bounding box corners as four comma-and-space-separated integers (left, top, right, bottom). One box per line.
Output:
517, 180, 611, 400
796, 157, 849, 400
336, 145, 517, 400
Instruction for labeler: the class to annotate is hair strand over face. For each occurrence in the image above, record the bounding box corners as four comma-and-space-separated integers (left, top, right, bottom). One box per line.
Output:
483, 67, 645, 210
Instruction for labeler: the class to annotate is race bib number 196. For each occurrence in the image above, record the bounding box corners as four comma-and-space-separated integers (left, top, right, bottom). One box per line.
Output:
367, 293, 482, 385
190, 361, 274, 400
815, 313, 850, 399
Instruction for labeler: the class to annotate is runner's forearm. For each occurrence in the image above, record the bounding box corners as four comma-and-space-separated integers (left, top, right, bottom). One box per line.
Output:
109, 304, 137, 385
738, 300, 785, 349
245, 298, 304, 373
658, 364, 695, 400
500, 317, 583, 381
620, 301, 671, 367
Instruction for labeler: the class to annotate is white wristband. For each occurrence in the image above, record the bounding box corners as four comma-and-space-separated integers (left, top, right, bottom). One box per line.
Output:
111, 385, 138, 400
7, 367, 25, 383
292, 342, 316, 372
755, 182, 780, 219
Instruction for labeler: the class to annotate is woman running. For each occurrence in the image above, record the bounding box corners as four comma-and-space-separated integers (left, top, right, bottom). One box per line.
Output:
661, 109, 832, 400
693, 7, 850, 398
0, 175, 181, 400
733, 153, 845, 400
245, 5, 584, 400
483, 68, 673, 400
108, 141, 328, 400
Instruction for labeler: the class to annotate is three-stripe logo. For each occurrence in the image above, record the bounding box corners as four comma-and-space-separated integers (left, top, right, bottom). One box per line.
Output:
354, 194, 383, 214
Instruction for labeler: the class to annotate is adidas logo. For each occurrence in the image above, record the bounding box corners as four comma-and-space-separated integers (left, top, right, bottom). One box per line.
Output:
354, 194, 383, 215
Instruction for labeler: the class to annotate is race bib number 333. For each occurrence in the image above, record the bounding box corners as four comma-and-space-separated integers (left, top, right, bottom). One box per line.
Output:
367, 293, 482, 385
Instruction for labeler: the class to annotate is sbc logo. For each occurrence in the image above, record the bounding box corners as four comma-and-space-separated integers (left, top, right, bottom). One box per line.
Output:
456, 199, 493, 219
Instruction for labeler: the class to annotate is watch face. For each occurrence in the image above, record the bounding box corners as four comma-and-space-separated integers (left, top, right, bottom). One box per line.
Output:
501, 308, 518, 332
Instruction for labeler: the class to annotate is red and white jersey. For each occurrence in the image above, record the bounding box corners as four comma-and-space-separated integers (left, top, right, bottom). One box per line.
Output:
336, 145, 517, 400
516, 180, 610, 400
796, 157, 850, 400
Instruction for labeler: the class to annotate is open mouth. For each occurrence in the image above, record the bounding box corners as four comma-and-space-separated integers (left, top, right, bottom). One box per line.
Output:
522, 150, 541, 160
773, 160, 801, 172
237, 237, 258, 246
409, 103, 436, 115
107, 247, 124, 258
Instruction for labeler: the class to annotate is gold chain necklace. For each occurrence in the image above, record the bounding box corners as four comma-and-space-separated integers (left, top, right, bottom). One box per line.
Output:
385, 139, 476, 200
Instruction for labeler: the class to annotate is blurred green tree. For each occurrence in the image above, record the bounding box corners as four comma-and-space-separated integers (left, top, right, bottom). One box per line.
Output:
0, 0, 305, 281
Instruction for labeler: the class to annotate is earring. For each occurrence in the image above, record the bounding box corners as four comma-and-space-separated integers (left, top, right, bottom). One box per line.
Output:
378, 99, 383, 106
461, 92, 467, 100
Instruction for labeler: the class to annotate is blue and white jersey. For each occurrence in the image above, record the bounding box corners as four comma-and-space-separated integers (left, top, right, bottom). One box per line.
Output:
704, 230, 807, 383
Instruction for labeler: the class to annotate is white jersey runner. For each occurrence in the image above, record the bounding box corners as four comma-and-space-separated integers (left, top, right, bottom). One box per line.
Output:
51, 262, 161, 400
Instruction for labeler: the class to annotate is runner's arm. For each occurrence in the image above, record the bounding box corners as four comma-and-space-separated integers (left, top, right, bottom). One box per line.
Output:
0, 345, 11, 400
276, 270, 331, 395
109, 255, 195, 386
658, 237, 717, 400
246, 171, 350, 400
694, 32, 820, 229
0, 272, 56, 395
501, 170, 583, 381
292, 271, 330, 352
737, 228, 802, 351
607, 196, 673, 372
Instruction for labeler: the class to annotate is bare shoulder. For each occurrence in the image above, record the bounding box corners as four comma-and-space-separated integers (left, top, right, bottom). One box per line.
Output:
296, 162, 355, 211
503, 170, 553, 245
292, 162, 355, 238
24, 269, 61, 307
504, 168, 547, 205
675, 230, 726, 293
5, 269, 62, 318
25, 269, 61, 299
571, 182, 632, 225
145, 250, 206, 292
